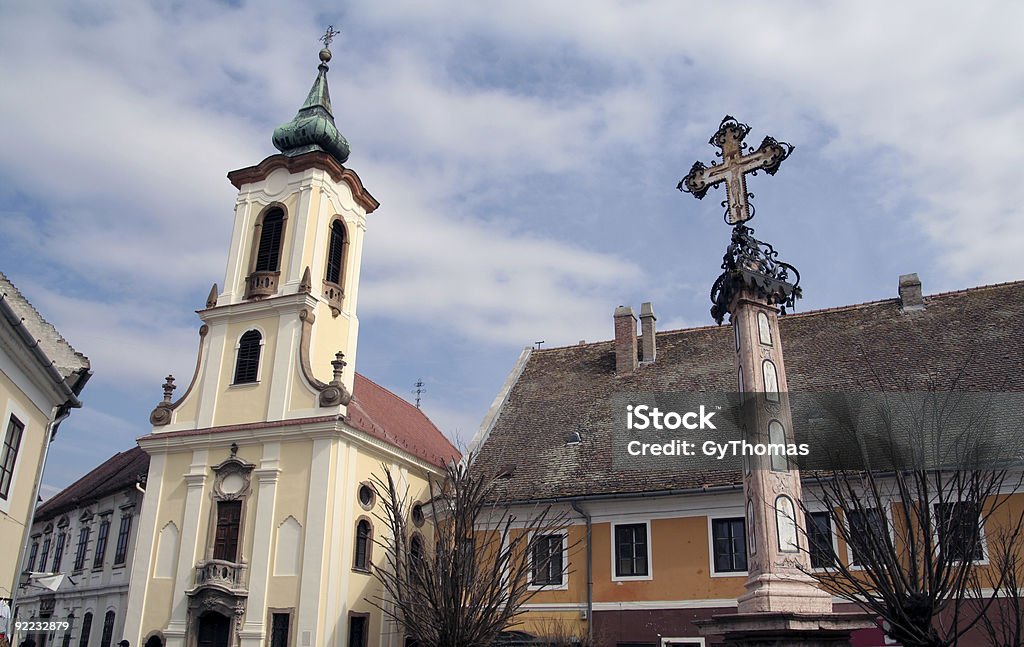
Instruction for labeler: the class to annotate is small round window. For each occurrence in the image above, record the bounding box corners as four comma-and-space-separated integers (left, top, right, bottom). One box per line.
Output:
358, 483, 376, 510
412, 503, 425, 527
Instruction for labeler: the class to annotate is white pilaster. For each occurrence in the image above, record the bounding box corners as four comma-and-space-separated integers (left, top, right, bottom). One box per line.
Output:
325, 440, 353, 647
297, 436, 334, 646
223, 197, 255, 304
195, 325, 228, 430
268, 312, 299, 421
284, 182, 315, 289
239, 442, 282, 647
123, 451, 167, 646
165, 449, 209, 647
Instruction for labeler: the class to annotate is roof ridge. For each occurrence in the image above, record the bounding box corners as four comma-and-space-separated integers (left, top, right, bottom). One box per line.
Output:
36, 447, 144, 516
0, 271, 90, 367
352, 373, 460, 459
532, 278, 1024, 352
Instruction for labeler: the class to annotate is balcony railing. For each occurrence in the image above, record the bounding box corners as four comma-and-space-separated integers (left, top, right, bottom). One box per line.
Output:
193, 559, 248, 594
323, 280, 344, 315
245, 271, 279, 300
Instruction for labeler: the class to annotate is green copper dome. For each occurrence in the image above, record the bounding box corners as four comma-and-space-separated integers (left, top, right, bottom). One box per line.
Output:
272, 47, 350, 164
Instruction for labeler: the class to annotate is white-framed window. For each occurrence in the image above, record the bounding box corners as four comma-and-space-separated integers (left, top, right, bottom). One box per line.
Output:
934, 500, 987, 563
611, 520, 652, 581
0, 412, 25, 503
804, 510, 838, 569
708, 515, 747, 576
529, 532, 567, 589
845, 505, 891, 569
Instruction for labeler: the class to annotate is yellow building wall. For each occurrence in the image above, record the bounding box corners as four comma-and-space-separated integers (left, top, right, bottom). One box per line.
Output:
137, 449, 193, 635
0, 370, 49, 597
214, 319, 278, 426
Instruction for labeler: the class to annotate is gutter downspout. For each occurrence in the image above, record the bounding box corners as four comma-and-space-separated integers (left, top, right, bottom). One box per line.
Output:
10, 402, 72, 623
570, 500, 593, 644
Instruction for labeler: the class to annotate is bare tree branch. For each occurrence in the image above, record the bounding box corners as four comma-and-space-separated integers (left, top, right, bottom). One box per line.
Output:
368, 457, 576, 647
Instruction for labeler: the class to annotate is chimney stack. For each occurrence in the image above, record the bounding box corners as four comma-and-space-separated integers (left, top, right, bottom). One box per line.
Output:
640, 302, 656, 363
898, 273, 924, 311
613, 305, 638, 375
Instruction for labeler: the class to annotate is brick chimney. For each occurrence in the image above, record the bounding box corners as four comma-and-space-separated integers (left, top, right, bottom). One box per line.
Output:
898, 273, 924, 311
613, 305, 638, 375
640, 302, 656, 363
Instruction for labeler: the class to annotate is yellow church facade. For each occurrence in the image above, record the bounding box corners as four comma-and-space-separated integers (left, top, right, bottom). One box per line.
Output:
123, 39, 457, 647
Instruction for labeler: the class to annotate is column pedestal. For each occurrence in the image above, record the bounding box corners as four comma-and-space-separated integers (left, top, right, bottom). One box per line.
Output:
695, 611, 875, 647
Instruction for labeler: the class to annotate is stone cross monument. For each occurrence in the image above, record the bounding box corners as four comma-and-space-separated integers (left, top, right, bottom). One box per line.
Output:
680, 116, 872, 647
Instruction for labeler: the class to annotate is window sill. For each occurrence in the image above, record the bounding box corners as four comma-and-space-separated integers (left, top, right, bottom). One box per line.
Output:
352, 567, 371, 575
710, 570, 748, 578
528, 582, 568, 591
229, 381, 260, 388
611, 573, 652, 582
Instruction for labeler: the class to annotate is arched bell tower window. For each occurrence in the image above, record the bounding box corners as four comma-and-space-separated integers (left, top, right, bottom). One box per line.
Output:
323, 219, 348, 315
246, 207, 287, 300
233, 330, 263, 384
325, 221, 346, 285
254, 209, 285, 272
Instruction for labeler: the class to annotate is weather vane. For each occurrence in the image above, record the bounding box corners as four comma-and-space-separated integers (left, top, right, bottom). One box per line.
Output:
320, 25, 341, 49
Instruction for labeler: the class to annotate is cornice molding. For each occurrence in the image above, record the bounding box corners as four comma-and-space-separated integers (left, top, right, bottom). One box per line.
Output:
228, 153, 379, 214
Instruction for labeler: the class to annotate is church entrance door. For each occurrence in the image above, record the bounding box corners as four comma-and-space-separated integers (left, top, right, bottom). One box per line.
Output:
196, 611, 230, 647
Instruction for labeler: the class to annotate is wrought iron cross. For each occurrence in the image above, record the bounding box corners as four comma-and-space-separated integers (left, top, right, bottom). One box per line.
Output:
320, 25, 341, 49
678, 116, 793, 225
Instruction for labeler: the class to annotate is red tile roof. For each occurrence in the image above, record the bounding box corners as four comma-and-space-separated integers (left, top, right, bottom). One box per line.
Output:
348, 373, 460, 467
35, 446, 149, 521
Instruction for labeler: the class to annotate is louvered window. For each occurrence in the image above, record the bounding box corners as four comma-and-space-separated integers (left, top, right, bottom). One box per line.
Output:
254, 210, 285, 272
325, 221, 345, 285
233, 330, 262, 384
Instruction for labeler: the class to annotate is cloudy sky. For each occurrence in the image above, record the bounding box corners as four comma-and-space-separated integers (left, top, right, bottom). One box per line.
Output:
2, 1, 1022, 496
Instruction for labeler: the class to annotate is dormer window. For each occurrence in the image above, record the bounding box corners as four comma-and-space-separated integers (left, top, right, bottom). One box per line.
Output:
233, 330, 263, 384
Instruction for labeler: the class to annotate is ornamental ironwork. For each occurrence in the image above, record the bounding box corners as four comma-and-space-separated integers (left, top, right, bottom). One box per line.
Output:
678, 116, 801, 323
677, 115, 793, 225
709, 225, 801, 324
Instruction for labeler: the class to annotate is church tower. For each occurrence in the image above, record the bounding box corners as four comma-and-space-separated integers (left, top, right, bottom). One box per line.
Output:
125, 31, 458, 647
148, 37, 376, 433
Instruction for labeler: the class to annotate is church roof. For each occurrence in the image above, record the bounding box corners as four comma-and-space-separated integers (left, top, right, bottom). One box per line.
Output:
136, 373, 459, 468
348, 373, 461, 467
35, 446, 148, 521
470, 280, 1024, 502
0, 271, 91, 400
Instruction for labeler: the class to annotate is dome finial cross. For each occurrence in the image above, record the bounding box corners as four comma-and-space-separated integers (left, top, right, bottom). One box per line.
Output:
320, 25, 341, 49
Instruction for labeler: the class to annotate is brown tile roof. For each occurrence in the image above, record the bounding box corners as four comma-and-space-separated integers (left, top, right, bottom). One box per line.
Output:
472, 281, 1024, 502
35, 446, 149, 521
348, 373, 460, 467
